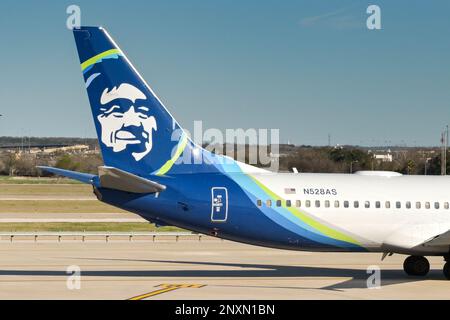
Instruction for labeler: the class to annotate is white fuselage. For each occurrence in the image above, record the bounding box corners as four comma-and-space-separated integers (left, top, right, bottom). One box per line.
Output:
252, 171, 450, 255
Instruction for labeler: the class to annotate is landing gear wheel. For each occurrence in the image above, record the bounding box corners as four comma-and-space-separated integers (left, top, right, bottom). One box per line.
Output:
444, 262, 450, 280
403, 256, 430, 276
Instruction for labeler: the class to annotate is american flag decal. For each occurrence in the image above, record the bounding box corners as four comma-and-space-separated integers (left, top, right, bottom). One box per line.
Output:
284, 188, 296, 194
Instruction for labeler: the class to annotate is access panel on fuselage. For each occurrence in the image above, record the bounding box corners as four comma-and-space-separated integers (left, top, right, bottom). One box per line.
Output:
211, 187, 228, 222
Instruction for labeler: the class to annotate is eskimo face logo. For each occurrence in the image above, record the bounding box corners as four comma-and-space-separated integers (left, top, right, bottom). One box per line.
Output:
97, 83, 157, 161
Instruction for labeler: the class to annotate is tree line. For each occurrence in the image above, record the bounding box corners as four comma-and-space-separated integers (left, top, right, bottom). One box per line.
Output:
0, 145, 447, 177
283, 146, 446, 175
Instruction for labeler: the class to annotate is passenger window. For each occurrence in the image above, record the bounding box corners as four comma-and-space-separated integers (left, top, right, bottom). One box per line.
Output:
305, 200, 311, 208
416, 202, 421, 209
315, 200, 320, 208
286, 200, 291, 207
334, 200, 340, 208
344, 201, 349, 208
396, 201, 401, 209
445, 202, 449, 209
257, 200, 262, 207
375, 201, 381, 209
406, 201, 411, 209
296, 200, 301, 207
266, 200, 272, 207
276, 200, 282, 207
365, 201, 370, 208
325, 200, 330, 208
435, 202, 440, 209
425, 202, 430, 209
354, 201, 359, 208
385, 201, 391, 209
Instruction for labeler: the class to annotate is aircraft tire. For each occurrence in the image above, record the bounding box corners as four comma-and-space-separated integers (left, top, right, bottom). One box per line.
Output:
403, 256, 430, 276
443, 262, 450, 280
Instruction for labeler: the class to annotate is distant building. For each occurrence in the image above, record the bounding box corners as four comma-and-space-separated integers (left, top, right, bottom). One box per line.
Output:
373, 153, 393, 162
38, 144, 90, 154
0, 144, 94, 155
369, 149, 393, 162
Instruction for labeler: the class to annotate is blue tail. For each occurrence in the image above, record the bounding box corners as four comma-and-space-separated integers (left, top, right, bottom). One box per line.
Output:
73, 26, 259, 177
73, 26, 190, 176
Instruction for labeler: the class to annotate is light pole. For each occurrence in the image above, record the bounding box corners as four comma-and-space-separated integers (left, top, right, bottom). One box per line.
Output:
441, 126, 448, 175
424, 157, 431, 175
350, 160, 358, 173
446, 125, 448, 175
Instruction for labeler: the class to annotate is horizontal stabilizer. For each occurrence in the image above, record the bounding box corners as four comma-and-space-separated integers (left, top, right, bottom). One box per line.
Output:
38, 166, 165, 194
37, 166, 96, 184
98, 166, 166, 194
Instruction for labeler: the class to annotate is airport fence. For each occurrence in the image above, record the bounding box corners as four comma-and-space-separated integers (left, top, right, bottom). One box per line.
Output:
0, 232, 224, 243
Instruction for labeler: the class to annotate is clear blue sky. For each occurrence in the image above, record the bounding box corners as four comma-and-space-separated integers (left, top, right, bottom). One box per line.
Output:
1, 0, 450, 146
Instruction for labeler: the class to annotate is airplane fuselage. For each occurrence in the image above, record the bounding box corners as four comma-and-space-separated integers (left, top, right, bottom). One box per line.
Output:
97, 171, 450, 256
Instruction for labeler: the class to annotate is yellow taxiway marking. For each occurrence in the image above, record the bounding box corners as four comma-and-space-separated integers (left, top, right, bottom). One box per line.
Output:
128, 284, 206, 300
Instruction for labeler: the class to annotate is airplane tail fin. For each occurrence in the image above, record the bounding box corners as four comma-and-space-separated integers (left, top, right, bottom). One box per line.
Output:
72, 26, 259, 177
73, 26, 188, 176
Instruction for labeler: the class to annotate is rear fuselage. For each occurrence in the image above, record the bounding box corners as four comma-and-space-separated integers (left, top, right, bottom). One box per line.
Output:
96, 172, 450, 255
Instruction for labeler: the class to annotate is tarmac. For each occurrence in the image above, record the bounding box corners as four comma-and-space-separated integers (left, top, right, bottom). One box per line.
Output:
0, 240, 448, 300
